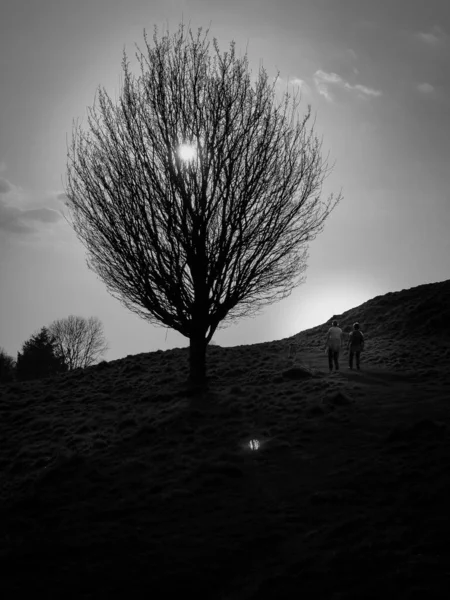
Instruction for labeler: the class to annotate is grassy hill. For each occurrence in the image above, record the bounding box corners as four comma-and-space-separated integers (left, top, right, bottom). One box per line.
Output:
1, 278, 450, 599
283, 278, 450, 375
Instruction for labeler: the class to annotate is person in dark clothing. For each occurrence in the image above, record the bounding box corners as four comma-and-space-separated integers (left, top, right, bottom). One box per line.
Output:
348, 322, 365, 370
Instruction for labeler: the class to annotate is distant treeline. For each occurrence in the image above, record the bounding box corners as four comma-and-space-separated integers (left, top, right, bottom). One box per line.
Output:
0, 315, 109, 384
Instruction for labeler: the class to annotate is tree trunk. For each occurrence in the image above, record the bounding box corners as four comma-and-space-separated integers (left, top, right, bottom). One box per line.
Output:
188, 330, 207, 389
189, 263, 209, 390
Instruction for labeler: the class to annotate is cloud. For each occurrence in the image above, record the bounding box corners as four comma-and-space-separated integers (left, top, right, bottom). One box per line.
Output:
344, 48, 359, 76
313, 71, 340, 101
271, 76, 313, 104
353, 84, 382, 97
314, 82, 333, 102
0, 202, 32, 234
315, 71, 342, 84
20, 207, 63, 223
0, 181, 64, 236
417, 26, 446, 45
289, 78, 312, 95
418, 32, 440, 45
313, 70, 382, 102
0, 177, 12, 194
0, 162, 6, 174
417, 82, 435, 94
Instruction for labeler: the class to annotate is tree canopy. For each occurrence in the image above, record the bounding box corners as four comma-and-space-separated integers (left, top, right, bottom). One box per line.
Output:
63, 23, 342, 388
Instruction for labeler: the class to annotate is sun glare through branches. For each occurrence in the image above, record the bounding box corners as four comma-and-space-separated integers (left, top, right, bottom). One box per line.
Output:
178, 144, 197, 162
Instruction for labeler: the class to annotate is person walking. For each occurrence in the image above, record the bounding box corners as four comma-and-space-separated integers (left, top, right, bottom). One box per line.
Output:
348, 322, 365, 370
325, 320, 344, 373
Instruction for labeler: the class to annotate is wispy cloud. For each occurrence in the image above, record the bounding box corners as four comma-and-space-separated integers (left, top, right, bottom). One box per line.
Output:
273, 76, 311, 90
417, 26, 446, 45
417, 82, 435, 94
271, 76, 312, 103
353, 84, 382, 97
289, 77, 312, 95
346, 49, 357, 62
313, 71, 341, 101
313, 70, 382, 102
0, 178, 63, 236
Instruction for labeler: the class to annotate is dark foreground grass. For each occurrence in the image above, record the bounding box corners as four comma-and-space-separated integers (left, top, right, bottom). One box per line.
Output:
1, 337, 450, 599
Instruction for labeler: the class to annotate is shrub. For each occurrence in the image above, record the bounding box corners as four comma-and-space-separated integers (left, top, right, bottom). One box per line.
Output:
0, 347, 17, 383
16, 327, 68, 382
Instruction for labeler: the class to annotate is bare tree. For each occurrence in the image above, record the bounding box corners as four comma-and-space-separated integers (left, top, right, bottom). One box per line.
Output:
48, 315, 109, 370
63, 23, 342, 389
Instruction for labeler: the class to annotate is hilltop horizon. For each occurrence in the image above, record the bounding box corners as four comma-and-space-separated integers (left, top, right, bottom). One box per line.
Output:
87, 276, 449, 363
22, 276, 445, 386
102, 276, 450, 359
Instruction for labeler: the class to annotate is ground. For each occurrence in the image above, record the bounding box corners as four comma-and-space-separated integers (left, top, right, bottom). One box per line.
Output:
1, 339, 450, 599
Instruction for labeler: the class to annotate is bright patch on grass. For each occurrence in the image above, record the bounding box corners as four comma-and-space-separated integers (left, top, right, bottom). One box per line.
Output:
248, 439, 260, 450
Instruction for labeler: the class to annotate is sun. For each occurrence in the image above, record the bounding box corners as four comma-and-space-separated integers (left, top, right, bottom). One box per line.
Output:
178, 144, 196, 162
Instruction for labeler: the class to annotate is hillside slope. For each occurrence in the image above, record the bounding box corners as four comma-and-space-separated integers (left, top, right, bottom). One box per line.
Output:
284, 278, 450, 374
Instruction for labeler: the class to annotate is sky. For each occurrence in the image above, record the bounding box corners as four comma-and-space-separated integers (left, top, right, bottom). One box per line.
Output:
1, 0, 449, 363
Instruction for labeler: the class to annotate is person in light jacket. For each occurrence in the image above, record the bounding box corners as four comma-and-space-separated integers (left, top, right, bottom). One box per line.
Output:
325, 320, 344, 373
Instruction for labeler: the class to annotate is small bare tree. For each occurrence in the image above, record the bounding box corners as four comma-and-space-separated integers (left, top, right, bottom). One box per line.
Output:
63, 24, 342, 389
48, 315, 109, 370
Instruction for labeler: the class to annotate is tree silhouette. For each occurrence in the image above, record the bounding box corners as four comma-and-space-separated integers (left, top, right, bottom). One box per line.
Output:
16, 327, 68, 382
0, 347, 16, 383
63, 23, 342, 389
48, 315, 109, 371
